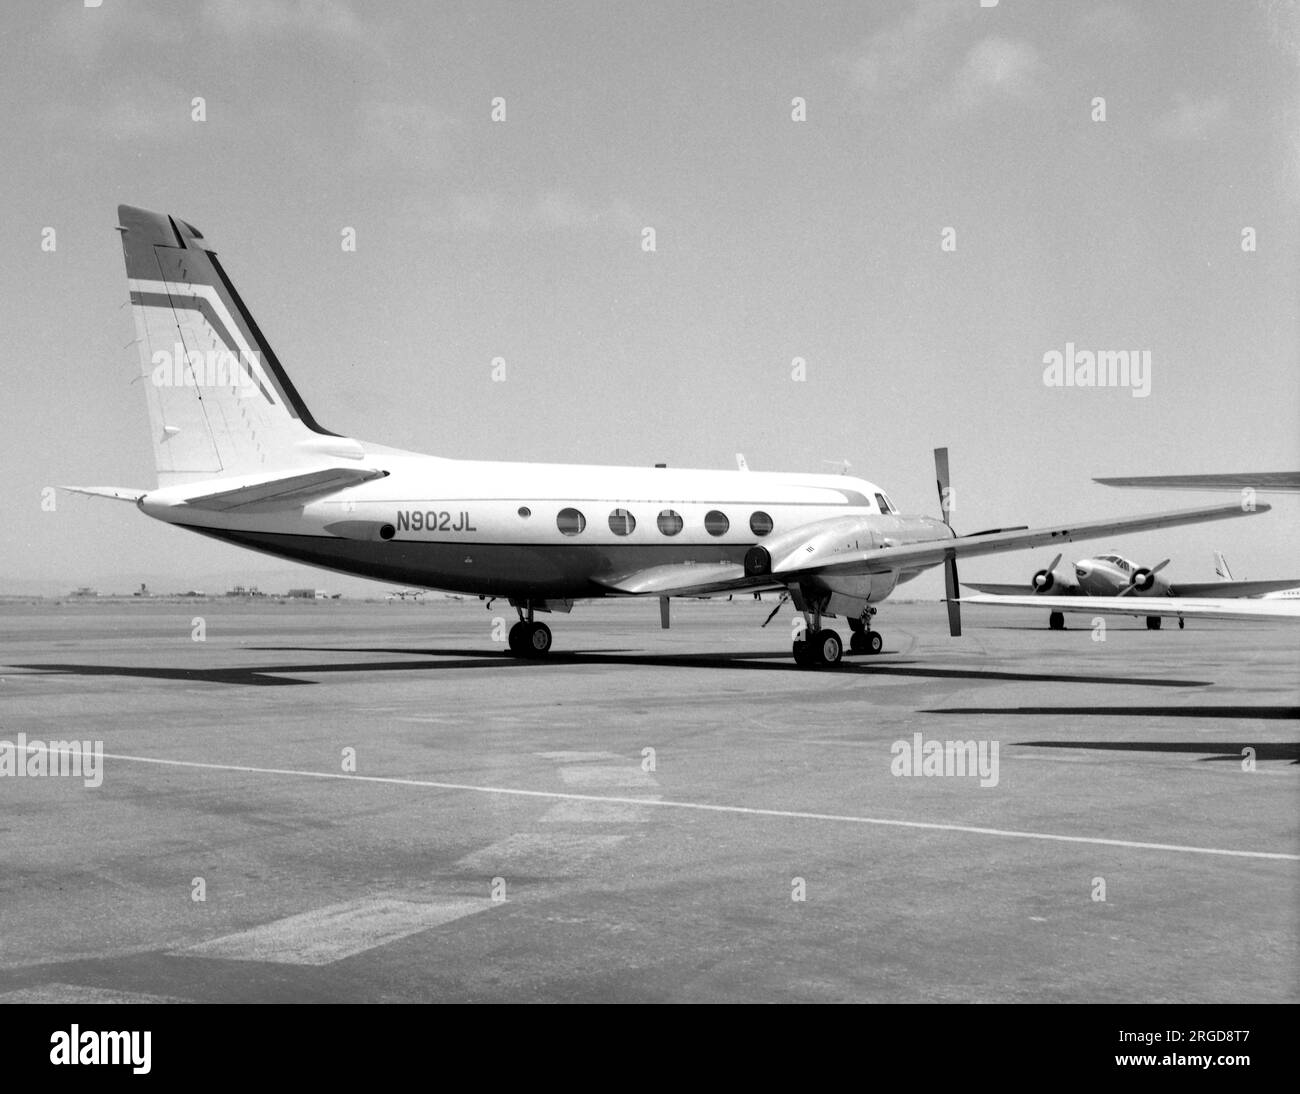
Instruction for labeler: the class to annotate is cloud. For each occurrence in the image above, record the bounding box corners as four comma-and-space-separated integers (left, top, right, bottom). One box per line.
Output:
836, 0, 973, 104
199, 0, 367, 43
837, 2, 1042, 119
421, 192, 641, 236
1153, 93, 1230, 142
941, 36, 1044, 116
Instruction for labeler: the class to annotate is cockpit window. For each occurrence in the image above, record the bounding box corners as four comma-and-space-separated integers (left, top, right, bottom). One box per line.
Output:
874, 493, 891, 514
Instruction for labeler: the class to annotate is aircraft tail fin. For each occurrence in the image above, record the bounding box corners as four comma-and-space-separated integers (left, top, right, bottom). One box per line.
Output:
116, 205, 360, 489
1213, 551, 1234, 580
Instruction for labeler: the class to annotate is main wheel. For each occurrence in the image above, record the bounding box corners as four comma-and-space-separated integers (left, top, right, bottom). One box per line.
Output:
525, 621, 553, 655
793, 638, 817, 667
507, 622, 526, 653
866, 630, 883, 655
1146, 616, 1162, 630
849, 631, 868, 653
1048, 611, 1066, 630
813, 628, 842, 665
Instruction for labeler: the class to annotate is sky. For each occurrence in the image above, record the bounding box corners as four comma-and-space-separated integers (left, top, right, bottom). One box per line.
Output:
1, 0, 1297, 598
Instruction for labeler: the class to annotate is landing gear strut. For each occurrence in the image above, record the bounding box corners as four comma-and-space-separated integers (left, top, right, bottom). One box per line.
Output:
507, 602, 553, 657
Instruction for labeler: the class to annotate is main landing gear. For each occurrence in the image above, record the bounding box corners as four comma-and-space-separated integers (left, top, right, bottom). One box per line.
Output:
1049, 611, 1066, 630
793, 604, 883, 668
507, 602, 552, 658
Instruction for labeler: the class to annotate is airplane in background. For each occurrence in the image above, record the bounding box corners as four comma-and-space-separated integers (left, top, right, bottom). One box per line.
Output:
1214, 552, 1300, 600
60, 205, 1274, 667
962, 593, 1300, 625
965, 552, 1300, 630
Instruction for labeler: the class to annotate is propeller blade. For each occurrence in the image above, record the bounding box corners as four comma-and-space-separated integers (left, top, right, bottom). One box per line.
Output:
934, 447, 954, 528
944, 554, 962, 636
1150, 558, 1171, 574
1046, 553, 1062, 574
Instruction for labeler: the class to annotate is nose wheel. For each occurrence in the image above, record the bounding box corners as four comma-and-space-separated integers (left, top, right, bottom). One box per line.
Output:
849, 629, 884, 655
847, 608, 884, 655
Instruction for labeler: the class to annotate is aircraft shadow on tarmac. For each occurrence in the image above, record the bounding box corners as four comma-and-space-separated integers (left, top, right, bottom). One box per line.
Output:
926, 704, 1300, 721
1015, 738, 1300, 763
7, 647, 1214, 688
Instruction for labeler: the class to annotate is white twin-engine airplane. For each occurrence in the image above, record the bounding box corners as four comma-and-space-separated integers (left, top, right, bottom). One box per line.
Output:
63, 206, 1273, 667
964, 552, 1300, 629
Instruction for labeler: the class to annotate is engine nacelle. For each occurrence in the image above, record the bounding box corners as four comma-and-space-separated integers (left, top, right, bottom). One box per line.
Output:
1127, 567, 1168, 596
1031, 567, 1076, 595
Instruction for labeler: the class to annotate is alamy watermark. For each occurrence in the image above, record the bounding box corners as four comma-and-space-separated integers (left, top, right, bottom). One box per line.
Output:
891, 733, 999, 787
1042, 343, 1151, 398
150, 342, 261, 394
0, 733, 103, 788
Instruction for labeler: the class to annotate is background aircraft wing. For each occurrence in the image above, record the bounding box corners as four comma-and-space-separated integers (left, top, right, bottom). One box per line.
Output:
961, 582, 1036, 596
1094, 472, 1300, 492
773, 503, 1265, 580
1170, 579, 1300, 598
961, 594, 1300, 622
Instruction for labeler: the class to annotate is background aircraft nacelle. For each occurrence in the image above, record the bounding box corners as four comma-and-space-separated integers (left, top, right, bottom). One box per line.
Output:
1030, 562, 1076, 595
1127, 566, 1170, 597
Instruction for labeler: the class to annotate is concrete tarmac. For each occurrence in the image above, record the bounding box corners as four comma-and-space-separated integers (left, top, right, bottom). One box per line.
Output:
0, 597, 1295, 1002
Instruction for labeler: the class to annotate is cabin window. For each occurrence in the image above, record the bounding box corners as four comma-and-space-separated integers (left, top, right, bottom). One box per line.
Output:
517, 506, 531, 518
704, 510, 730, 536
608, 508, 636, 536
657, 510, 684, 536
749, 511, 773, 536
556, 508, 586, 535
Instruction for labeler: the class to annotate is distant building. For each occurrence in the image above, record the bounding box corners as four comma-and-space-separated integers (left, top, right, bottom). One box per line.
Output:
226, 584, 264, 597
286, 588, 327, 599
70, 586, 98, 597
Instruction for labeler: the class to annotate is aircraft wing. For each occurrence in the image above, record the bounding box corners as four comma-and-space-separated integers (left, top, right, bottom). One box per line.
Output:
961, 594, 1300, 622
593, 563, 782, 598
179, 467, 388, 511
772, 503, 1265, 580
595, 503, 1264, 599
961, 582, 1036, 596
1169, 579, 1300, 598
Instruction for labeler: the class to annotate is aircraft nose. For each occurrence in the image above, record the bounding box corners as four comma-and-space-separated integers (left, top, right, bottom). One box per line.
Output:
1074, 563, 1090, 579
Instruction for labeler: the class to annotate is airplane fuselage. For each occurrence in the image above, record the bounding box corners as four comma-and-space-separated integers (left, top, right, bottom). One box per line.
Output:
140, 453, 948, 602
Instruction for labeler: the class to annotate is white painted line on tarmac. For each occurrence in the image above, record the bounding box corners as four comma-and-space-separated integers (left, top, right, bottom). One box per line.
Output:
24, 746, 1300, 862
176, 897, 495, 966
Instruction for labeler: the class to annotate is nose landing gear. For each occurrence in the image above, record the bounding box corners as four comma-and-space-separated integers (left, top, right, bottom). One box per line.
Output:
507, 601, 553, 658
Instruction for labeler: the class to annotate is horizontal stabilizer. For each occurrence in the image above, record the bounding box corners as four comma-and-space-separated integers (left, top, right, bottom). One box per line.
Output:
59, 486, 147, 502
181, 467, 387, 511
